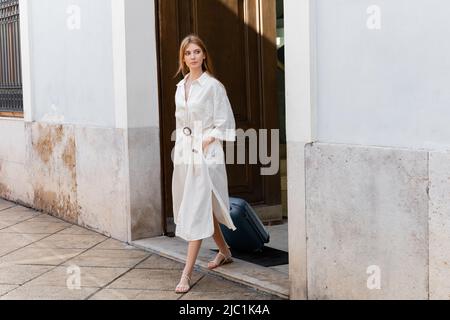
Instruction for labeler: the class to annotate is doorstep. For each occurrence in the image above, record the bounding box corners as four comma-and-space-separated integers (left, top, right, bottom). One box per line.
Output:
132, 236, 290, 300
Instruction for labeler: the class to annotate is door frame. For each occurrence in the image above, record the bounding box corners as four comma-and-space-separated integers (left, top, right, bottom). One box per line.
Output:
284, 0, 316, 300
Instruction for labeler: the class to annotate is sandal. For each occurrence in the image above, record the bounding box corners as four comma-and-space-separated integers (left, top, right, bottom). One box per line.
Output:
208, 251, 233, 270
175, 273, 191, 294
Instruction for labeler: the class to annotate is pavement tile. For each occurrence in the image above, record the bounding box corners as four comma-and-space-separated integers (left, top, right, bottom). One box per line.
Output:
0, 199, 16, 211
93, 238, 137, 250
0, 221, 70, 234
89, 288, 179, 300
0, 221, 19, 229
190, 275, 259, 293
135, 255, 184, 270
0, 284, 19, 297
0, 234, 51, 257
180, 291, 277, 300
29, 233, 107, 250
0, 284, 98, 300
0, 247, 18, 256
0, 264, 54, 285
0, 247, 85, 265
0, 206, 40, 224
0, 233, 52, 248
27, 214, 71, 224
63, 249, 149, 268
26, 266, 129, 288
107, 269, 202, 291
57, 225, 103, 236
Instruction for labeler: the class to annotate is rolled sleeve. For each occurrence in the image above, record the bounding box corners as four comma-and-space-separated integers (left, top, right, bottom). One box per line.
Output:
208, 83, 236, 142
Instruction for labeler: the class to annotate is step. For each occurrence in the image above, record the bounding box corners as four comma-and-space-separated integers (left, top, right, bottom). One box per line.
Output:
132, 236, 290, 300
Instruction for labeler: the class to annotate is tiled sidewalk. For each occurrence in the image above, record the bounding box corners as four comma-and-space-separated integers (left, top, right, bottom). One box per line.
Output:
0, 198, 278, 300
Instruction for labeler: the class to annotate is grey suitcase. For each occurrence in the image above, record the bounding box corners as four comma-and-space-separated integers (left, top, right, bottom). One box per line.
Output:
220, 197, 270, 252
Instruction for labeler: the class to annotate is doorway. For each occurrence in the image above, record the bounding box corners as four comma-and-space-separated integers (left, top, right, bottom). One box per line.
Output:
151, 0, 289, 296
156, 0, 283, 232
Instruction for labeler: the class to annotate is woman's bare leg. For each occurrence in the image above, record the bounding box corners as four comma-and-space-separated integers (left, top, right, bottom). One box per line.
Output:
176, 240, 202, 292
211, 215, 231, 255
208, 215, 232, 269
184, 240, 202, 275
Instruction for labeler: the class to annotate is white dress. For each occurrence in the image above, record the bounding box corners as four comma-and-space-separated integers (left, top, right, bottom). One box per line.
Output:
172, 72, 237, 241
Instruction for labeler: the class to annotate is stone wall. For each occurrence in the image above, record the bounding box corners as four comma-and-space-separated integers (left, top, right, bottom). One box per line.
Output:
305, 142, 449, 299
0, 120, 162, 243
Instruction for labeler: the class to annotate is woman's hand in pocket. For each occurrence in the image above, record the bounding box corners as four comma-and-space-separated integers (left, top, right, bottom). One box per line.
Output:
202, 137, 215, 153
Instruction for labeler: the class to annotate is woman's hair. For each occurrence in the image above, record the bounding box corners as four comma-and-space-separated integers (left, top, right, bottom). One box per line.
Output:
176, 34, 214, 78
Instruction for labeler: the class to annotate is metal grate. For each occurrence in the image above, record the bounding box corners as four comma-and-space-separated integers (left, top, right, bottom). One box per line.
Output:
0, 0, 22, 113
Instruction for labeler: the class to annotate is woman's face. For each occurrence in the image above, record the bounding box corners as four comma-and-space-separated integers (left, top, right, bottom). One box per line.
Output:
184, 43, 205, 72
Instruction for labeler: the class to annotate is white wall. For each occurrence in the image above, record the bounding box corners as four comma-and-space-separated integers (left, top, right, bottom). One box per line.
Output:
315, 0, 450, 151
285, 0, 315, 143
124, 0, 160, 129
28, 0, 115, 127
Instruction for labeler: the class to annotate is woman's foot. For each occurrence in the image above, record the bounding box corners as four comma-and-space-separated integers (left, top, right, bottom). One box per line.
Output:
175, 273, 191, 294
208, 251, 233, 270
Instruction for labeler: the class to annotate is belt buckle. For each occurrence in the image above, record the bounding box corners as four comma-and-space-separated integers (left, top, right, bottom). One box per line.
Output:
183, 127, 192, 136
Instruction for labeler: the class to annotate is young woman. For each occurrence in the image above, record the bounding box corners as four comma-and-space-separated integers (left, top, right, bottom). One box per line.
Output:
172, 34, 237, 294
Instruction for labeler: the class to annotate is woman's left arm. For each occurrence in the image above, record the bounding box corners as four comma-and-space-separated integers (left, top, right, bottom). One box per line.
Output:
205, 83, 236, 145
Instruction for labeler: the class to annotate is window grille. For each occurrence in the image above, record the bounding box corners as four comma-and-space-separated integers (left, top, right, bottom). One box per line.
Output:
0, 0, 22, 113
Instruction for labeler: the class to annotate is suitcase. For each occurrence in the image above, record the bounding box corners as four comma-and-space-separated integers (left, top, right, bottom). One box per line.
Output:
220, 197, 270, 252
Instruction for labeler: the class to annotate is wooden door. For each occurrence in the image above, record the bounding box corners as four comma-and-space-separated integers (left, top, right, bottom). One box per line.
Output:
156, 0, 280, 233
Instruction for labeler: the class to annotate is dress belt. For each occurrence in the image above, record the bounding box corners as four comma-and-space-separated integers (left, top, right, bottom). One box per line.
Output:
183, 126, 192, 136
181, 127, 202, 176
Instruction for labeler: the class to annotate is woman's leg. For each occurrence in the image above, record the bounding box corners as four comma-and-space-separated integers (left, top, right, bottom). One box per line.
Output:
208, 214, 232, 269
211, 214, 231, 255
176, 240, 202, 292
184, 240, 202, 276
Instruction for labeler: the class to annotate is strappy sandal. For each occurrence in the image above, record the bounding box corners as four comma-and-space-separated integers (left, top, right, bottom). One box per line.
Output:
207, 251, 233, 270
175, 273, 191, 294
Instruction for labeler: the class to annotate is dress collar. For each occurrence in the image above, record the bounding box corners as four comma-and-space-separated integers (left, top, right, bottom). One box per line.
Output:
176, 71, 210, 87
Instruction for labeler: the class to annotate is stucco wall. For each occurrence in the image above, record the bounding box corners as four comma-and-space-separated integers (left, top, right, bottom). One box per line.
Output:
315, 0, 450, 151
28, 0, 115, 127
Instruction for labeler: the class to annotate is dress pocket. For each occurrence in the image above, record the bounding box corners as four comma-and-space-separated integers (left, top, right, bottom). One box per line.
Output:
203, 141, 224, 165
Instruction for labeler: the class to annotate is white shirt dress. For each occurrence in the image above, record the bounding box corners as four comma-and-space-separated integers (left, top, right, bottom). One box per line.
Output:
172, 72, 237, 241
